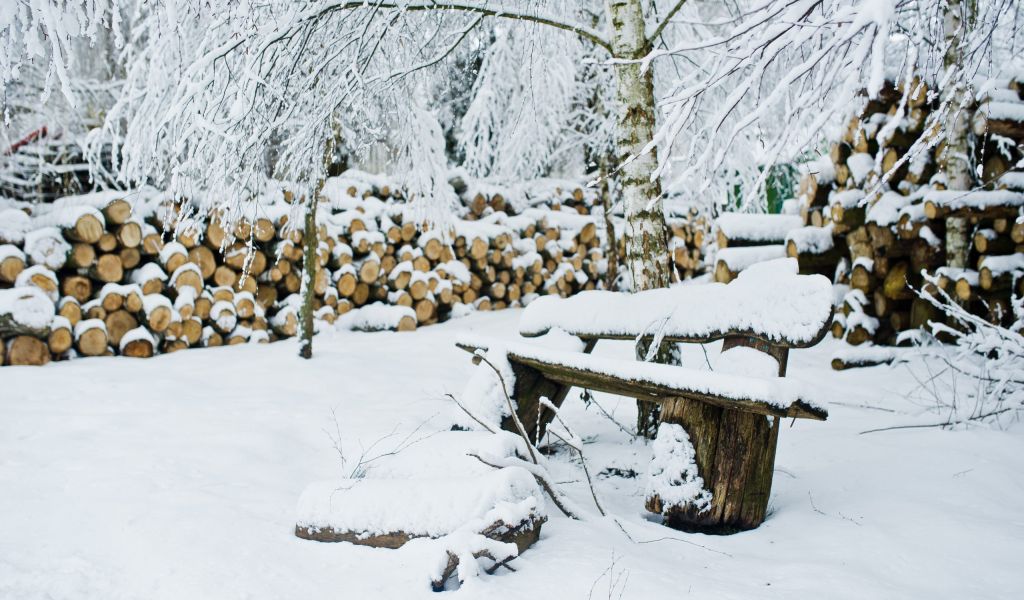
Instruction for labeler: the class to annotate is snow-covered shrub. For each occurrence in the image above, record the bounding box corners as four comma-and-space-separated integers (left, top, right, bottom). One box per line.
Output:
906, 274, 1024, 428
645, 423, 712, 514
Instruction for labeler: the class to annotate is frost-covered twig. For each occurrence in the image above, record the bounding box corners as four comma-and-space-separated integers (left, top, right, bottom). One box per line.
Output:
541, 396, 605, 516
445, 393, 498, 434
472, 349, 538, 464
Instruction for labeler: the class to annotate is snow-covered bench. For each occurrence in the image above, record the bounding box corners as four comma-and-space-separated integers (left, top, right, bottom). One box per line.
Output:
457, 258, 833, 533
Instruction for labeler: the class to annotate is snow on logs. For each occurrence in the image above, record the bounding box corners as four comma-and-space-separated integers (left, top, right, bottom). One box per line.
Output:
0, 174, 711, 365
789, 76, 1024, 350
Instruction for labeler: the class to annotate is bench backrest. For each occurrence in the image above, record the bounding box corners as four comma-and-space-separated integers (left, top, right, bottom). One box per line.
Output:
518, 259, 833, 374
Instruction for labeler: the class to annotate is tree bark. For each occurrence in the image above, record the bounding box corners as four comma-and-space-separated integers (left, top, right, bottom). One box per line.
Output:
607, 0, 676, 437
298, 193, 319, 359
298, 137, 336, 359
940, 0, 976, 272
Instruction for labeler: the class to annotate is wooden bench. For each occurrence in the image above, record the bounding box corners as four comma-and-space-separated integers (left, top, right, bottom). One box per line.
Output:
458, 259, 833, 533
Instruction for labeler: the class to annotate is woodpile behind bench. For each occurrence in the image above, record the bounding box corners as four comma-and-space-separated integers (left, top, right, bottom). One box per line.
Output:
0, 174, 708, 366
785, 77, 1024, 348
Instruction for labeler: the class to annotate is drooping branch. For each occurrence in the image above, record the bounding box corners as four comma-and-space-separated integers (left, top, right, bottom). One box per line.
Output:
317, 1, 614, 53
646, 0, 691, 46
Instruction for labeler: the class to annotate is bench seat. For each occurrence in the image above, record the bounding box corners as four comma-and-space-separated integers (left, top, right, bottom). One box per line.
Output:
457, 335, 826, 421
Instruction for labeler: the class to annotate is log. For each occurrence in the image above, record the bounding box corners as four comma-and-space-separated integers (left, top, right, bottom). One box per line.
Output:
91, 254, 124, 283
882, 262, 914, 300
63, 212, 104, 244
48, 319, 73, 355
61, 275, 93, 303
6, 335, 50, 366
0, 253, 25, 284
68, 243, 96, 269
120, 328, 155, 358
104, 310, 138, 347
75, 320, 108, 357
189, 246, 217, 280
116, 222, 143, 248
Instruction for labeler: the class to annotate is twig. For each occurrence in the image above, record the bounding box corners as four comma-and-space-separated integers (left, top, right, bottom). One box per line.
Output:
859, 406, 1015, 434
612, 518, 733, 557
547, 428, 605, 516
473, 351, 538, 464
445, 393, 497, 434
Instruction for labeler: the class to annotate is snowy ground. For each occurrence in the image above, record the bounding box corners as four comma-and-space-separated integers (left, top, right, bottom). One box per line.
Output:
1, 309, 1023, 599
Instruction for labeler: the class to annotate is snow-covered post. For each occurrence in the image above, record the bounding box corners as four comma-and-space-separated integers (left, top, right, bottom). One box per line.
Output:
940, 0, 977, 273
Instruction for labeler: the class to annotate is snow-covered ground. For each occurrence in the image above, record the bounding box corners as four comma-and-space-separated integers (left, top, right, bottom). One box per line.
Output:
1, 310, 1022, 599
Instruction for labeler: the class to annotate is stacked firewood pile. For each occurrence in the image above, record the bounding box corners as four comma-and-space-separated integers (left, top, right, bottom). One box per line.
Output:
453, 177, 708, 280
711, 213, 802, 283
0, 172, 707, 366
785, 77, 1024, 347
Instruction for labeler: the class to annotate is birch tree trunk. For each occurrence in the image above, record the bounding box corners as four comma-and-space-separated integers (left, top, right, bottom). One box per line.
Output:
940, 0, 977, 273
607, 0, 672, 292
298, 192, 318, 359
607, 0, 676, 437
298, 137, 336, 359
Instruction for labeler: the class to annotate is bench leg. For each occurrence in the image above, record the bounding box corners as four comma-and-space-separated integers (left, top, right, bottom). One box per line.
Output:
502, 360, 574, 445
502, 340, 596, 445
651, 398, 780, 534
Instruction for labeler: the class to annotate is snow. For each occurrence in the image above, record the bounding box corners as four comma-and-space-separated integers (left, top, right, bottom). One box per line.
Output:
981, 101, 1024, 122
142, 293, 172, 315
15, 265, 59, 302
73, 318, 106, 337
0, 310, 1023, 598
786, 225, 835, 254
716, 244, 786, 271
846, 153, 875, 184
830, 189, 865, 209
999, 171, 1024, 190
336, 302, 415, 331
645, 423, 712, 513
130, 263, 168, 284
30, 204, 106, 230
0, 208, 31, 244
168, 263, 202, 287
0, 286, 54, 328
158, 241, 187, 264
520, 259, 833, 346
924, 189, 1024, 211
119, 327, 155, 352
0, 243, 25, 262
296, 467, 543, 539
979, 254, 1024, 276
22, 227, 71, 270
50, 189, 133, 211
715, 213, 802, 243
866, 191, 912, 226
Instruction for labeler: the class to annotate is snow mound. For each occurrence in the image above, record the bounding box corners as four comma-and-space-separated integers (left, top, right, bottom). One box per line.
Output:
0, 287, 55, 329
296, 467, 544, 539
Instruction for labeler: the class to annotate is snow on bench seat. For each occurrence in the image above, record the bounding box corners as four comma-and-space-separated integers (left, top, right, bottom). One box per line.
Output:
519, 259, 832, 347
457, 335, 826, 421
295, 466, 545, 548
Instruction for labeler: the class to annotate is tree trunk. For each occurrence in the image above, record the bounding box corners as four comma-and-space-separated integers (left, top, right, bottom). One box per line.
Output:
940, 0, 976, 272
607, 0, 675, 438
298, 193, 318, 360
598, 155, 619, 290
607, 0, 672, 292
